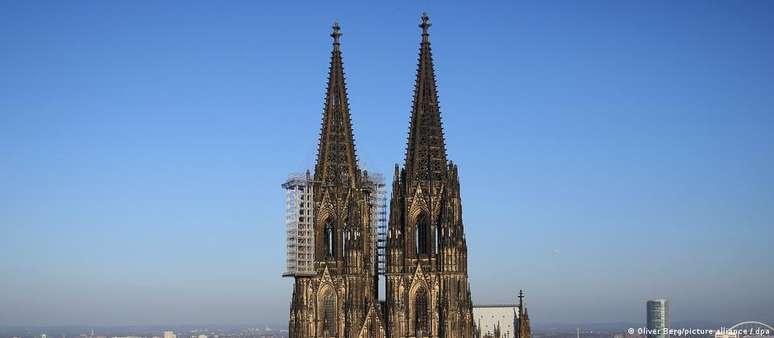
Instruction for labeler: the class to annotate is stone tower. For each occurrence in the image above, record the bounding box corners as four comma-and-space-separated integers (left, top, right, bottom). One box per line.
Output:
516, 291, 531, 338
384, 13, 475, 338
287, 22, 385, 338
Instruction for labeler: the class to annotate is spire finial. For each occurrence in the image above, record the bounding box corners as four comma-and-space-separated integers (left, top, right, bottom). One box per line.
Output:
518, 289, 525, 316
331, 21, 342, 46
419, 12, 431, 38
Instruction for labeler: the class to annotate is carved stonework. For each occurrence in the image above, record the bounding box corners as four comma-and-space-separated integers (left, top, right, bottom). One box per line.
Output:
290, 14, 475, 338
384, 13, 474, 338
288, 22, 381, 338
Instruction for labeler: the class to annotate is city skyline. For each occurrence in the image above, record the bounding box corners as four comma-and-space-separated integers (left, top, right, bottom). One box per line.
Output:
2, 0, 774, 327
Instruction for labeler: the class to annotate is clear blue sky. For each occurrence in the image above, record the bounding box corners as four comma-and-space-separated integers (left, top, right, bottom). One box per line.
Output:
1, 0, 773, 327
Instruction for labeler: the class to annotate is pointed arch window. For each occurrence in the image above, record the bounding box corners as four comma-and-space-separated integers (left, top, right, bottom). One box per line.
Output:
416, 214, 430, 255
434, 224, 441, 254
324, 219, 335, 258
341, 223, 347, 255
415, 288, 430, 337
370, 314, 381, 338
322, 290, 337, 336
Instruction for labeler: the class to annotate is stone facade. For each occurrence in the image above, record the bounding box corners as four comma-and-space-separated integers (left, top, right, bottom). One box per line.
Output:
287, 22, 384, 338
384, 14, 475, 338
286, 14, 530, 338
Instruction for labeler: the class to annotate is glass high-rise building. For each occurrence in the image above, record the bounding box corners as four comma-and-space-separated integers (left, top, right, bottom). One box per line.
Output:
647, 299, 670, 338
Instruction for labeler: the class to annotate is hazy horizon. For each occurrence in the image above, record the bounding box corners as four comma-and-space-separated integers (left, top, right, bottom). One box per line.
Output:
2, 0, 773, 327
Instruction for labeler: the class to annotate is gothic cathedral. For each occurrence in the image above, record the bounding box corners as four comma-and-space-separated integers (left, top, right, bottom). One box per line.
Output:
287, 21, 384, 338
384, 13, 474, 338
286, 14, 496, 338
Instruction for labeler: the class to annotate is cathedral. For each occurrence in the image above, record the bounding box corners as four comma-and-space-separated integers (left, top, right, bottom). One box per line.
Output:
284, 14, 531, 338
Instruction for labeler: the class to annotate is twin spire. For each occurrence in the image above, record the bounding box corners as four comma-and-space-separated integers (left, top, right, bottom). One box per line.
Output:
314, 14, 448, 186
405, 13, 448, 183
314, 20, 358, 186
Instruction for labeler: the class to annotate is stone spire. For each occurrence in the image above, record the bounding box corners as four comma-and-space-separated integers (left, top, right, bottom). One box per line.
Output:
314, 21, 359, 186
517, 290, 532, 338
404, 12, 448, 184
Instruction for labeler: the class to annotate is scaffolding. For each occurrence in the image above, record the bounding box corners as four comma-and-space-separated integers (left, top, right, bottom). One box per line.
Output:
282, 173, 315, 277
282, 171, 387, 277
364, 173, 388, 275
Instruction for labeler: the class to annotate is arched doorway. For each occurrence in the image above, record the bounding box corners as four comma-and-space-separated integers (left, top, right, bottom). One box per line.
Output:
415, 213, 430, 255
414, 287, 430, 337
320, 289, 337, 337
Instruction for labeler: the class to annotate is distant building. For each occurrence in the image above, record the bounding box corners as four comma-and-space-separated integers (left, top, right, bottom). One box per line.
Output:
516, 290, 532, 338
646, 299, 670, 338
473, 290, 532, 338
163, 331, 176, 338
473, 304, 517, 338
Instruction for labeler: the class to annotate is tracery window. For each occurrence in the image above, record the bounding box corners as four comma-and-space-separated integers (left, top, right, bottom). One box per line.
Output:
416, 214, 430, 255
324, 219, 335, 258
322, 290, 337, 336
415, 288, 430, 337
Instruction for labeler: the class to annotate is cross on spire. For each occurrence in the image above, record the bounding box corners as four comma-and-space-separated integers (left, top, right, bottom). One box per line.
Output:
420, 12, 431, 39
331, 21, 342, 47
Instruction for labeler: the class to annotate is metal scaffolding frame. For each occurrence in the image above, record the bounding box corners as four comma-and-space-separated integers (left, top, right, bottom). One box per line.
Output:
281, 171, 387, 277
281, 173, 315, 277
364, 173, 388, 275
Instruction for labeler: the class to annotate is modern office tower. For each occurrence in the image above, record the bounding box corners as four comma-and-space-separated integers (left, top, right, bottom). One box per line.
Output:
646, 299, 670, 338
